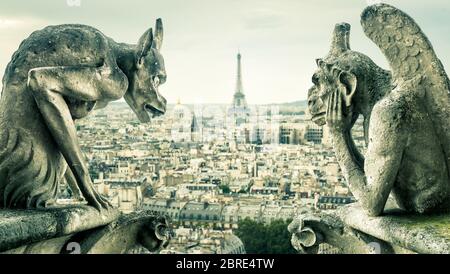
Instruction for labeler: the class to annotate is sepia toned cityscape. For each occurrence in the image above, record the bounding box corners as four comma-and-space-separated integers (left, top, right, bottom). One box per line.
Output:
62, 53, 363, 254
0, 0, 449, 258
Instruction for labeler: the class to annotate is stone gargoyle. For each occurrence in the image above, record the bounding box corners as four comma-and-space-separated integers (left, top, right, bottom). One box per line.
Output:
307, 3, 450, 216
0, 19, 167, 210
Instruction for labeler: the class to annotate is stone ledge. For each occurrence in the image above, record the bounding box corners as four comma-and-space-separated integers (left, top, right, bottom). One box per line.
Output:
66, 210, 171, 254
336, 204, 450, 254
289, 204, 450, 254
0, 206, 120, 252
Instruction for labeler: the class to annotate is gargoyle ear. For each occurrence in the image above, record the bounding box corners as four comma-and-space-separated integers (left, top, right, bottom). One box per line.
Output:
339, 71, 357, 107
136, 27, 154, 66
316, 58, 324, 68
152, 18, 163, 51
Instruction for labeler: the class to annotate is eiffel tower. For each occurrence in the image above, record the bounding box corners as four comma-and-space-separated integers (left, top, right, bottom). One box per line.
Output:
230, 52, 249, 127
233, 52, 248, 109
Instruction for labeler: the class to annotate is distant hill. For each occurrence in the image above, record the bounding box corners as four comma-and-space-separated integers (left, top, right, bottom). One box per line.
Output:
270, 100, 307, 115
271, 100, 307, 107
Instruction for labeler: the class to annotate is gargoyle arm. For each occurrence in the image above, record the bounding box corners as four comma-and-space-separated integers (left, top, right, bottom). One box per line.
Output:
64, 166, 83, 200
27, 65, 127, 210
347, 121, 365, 170
332, 97, 407, 216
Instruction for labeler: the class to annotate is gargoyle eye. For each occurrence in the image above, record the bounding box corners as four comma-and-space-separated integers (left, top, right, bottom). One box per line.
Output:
153, 76, 160, 87
312, 73, 319, 85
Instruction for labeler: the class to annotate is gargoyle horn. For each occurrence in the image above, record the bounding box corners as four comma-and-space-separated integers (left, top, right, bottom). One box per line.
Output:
153, 18, 163, 50
326, 23, 351, 59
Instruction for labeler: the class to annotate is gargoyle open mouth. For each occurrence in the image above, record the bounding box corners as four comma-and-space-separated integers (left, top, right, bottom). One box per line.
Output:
144, 104, 165, 117
311, 112, 327, 125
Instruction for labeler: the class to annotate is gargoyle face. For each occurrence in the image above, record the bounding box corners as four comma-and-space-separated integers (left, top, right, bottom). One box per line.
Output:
124, 19, 167, 123
307, 59, 357, 126
308, 71, 330, 126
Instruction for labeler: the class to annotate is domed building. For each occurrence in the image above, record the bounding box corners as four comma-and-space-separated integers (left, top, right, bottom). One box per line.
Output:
171, 100, 199, 143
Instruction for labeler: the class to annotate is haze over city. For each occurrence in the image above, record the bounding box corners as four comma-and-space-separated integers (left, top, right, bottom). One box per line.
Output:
0, 0, 449, 104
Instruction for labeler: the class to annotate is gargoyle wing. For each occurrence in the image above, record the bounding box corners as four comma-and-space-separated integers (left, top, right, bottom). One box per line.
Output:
361, 3, 450, 178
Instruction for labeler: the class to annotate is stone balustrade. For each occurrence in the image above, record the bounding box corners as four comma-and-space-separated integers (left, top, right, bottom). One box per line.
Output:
0, 205, 171, 254
289, 203, 450, 254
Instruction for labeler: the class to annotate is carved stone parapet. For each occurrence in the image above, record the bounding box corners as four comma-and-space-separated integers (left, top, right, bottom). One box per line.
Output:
289, 204, 450, 254
0, 206, 171, 254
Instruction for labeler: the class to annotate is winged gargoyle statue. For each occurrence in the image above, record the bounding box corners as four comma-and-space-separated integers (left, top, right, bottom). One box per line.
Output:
307, 3, 450, 216
0, 19, 167, 210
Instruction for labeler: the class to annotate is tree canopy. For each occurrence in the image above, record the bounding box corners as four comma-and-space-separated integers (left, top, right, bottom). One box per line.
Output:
234, 218, 296, 254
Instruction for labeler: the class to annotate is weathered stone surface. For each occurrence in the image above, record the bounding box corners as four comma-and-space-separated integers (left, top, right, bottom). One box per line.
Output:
337, 204, 450, 254
63, 211, 171, 254
0, 19, 167, 210
3, 235, 73, 254
0, 206, 120, 252
292, 3, 450, 254
307, 3, 450, 216
0, 207, 172, 254
288, 209, 397, 254
0, 18, 172, 254
289, 204, 450, 254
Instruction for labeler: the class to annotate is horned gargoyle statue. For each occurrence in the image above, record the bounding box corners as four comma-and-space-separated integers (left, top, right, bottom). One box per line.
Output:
0, 19, 167, 210
307, 3, 450, 216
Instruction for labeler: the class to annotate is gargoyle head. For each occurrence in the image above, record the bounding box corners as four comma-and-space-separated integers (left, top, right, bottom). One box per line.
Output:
307, 23, 361, 126
308, 59, 357, 126
124, 18, 167, 123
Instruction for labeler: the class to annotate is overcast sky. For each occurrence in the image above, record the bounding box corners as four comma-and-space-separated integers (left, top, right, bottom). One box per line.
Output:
0, 0, 449, 104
